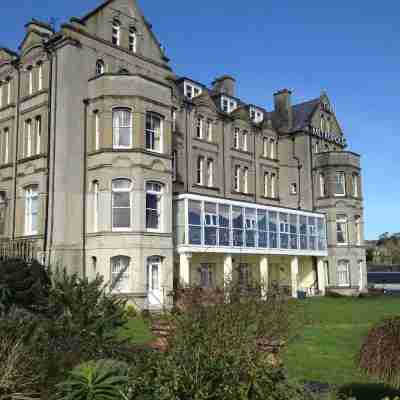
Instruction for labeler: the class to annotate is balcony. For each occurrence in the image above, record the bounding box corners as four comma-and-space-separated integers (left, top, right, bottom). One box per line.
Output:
174, 194, 328, 257
314, 151, 360, 170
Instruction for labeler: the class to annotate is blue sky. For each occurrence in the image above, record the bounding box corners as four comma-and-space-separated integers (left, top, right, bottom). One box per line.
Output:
2, 0, 399, 239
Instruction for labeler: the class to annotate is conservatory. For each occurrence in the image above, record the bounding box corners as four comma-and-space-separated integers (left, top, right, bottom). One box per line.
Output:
174, 194, 328, 297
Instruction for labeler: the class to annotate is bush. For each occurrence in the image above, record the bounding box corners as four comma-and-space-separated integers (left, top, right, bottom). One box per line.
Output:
0, 258, 51, 315
56, 359, 129, 400
358, 316, 400, 388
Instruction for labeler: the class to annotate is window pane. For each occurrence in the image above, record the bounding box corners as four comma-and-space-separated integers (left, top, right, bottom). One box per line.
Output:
257, 209, 267, 231
113, 192, 130, 207
232, 207, 243, 228
113, 208, 131, 228
112, 179, 131, 190
188, 200, 201, 225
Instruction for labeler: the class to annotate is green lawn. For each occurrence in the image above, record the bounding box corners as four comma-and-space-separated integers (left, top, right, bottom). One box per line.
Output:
285, 296, 400, 387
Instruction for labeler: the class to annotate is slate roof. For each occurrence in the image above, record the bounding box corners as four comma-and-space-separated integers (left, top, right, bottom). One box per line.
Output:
291, 98, 320, 131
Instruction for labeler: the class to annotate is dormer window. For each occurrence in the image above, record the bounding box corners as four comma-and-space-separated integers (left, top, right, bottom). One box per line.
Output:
112, 18, 121, 46
184, 81, 202, 99
221, 95, 237, 113
249, 107, 264, 123
129, 27, 137, 53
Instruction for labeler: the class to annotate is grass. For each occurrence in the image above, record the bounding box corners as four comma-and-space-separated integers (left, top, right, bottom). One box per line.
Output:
284, 296, 400, 389
115, 317, 154, 344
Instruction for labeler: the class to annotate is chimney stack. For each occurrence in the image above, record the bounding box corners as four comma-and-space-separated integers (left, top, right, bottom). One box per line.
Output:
273, 89, 292, 129
212, 75, 236, 97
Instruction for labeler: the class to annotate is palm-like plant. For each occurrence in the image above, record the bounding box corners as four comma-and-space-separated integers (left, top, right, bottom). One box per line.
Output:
57, 359, 129, 400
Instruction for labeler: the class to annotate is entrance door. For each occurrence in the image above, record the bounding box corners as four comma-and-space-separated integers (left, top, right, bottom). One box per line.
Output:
147, 257, 162, 307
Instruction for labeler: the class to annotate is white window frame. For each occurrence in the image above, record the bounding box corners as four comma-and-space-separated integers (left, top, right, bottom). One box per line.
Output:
221, 95, 237, 113
270, 138, 276, 159
111, 255, 130, 293
319, 173, 326, 197
352, 173, 359, 197
27, 66, 33, 95
146, 181, 163, 232
264, 172, 269, 197
334, 172, 346, 196
25, 185, 39, 235
38, 63, 43, 91
243, 167, 249, 193
93, 181, 99, 232
207, 120, 213, 141
207, 159, 214, 187
35, 116, 41, 155
96, 60, 105, 76
112, 108, 132, 149
271, 173, 277, 198
112, 19, 121, 46
3, 128, 8, 164
145, 112, 163, 153
147, 256, 161, 292
111, 178, 132, 232
290, 183, 297, 195
25, 119, 32, 157
234, 165, 241, 192
184, 82, 202, 99
196, 116, 204, 139
197, 156, 204, 185
233, 128, 240, 149
337, 260, 350, 287
94, 111, 100, 150
129, 27, 137, 53
336, 214, 348, 245
243, 131, 248, 151
263, 137, 268, 157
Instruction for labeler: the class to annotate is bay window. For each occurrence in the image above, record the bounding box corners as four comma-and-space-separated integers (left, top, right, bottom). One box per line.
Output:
145, 112, 162, 152
232, 206, 244, 247
25, 185, 38, 235
218, 204, 230, 246
112, 178, 132, 231
113, 108, 132, 148
146, 182, 162, 231
245, 208, 256, 247
257, 209, 268, 248
279, 213, 289, 249
188, 200, 201, 244
204, 202, 217, 246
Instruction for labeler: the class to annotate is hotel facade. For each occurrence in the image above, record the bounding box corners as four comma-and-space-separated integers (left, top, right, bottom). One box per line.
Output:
0, 0, 366, 308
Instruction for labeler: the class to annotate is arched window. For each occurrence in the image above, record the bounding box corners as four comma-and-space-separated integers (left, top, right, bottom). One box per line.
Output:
0, 191, 7, 235
129, 27, 137, 53
25, 185, 39, 235
112, 178, 132, 231
337, 260, 350, 287
145, 112, 163, 152
197, 156, 204, 185
112, 18, 121, 46
146, 182, 163, 231
96, 60, 105, 76
112, 108, 132, 148
92, 180, 99, 232
111, 255, 130, 293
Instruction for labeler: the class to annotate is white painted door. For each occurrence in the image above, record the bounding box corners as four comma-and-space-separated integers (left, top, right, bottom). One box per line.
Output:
147, 257, 162, 307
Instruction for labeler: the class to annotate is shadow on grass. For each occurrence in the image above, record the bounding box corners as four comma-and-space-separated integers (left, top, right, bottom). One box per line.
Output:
338, 383, 400, 400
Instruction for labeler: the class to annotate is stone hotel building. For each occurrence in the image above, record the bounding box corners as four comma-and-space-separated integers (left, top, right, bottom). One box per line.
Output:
0, 0, 366, 308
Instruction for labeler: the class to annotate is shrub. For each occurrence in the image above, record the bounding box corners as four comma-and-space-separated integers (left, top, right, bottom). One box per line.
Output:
56, 359, 129, 400
0, 258, 51, 315
358, 316, 400, 388
129, 284, 311, 400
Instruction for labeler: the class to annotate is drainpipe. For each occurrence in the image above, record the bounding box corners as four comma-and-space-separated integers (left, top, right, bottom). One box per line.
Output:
43, 42, 54, 262
292, 135, 302, 210
185, 103, 190, 193
82, 99, 88, 278
11, 60, 21, 241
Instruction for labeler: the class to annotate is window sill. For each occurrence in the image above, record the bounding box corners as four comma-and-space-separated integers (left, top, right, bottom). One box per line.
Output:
260, 156, 279, 162
20, 89, 48, 103
231, 148, 253, 155
193, 184, 220, 191
18, 154, 46, 163
231, 191, 254, 197
193, 136, 216, 145
261, 196, 280, 201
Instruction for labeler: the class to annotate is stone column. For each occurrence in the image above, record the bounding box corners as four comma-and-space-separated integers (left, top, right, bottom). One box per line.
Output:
223, 254, 233, 287
290, 256, 299, 298
179, 253, 191, 287
259, 256, 269, 298
317, 258, 326, 296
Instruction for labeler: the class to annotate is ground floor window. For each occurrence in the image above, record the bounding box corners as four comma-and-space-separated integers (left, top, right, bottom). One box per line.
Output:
199, 263, 214, 288
111, 255, 130, 293
337, 260, 350, 286
238, 263, 251, 288
147, 256, 161, 291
